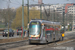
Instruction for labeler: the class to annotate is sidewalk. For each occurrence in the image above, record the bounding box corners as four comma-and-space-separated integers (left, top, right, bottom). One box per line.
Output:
65, 31, 75, 34
56, 39, 75, 45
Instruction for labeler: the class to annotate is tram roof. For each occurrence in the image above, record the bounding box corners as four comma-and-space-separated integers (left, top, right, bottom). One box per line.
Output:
30, 19, 61, 25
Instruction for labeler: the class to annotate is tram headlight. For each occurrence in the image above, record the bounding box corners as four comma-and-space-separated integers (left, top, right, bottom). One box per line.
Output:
29, 35, 40, 37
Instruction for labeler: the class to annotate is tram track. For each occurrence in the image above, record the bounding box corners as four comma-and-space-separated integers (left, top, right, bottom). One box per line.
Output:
0, 39, 74, 50
7, 41, 58, 50
0, 39, 58, 50
0, 40, 29, 50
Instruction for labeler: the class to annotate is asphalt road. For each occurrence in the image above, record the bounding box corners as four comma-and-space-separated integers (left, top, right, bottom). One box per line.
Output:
0, 34, 21, 39
0, 33, 24, 39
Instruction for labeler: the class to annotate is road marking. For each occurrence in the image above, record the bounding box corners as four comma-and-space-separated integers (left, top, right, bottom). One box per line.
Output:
51, 47, 74, 50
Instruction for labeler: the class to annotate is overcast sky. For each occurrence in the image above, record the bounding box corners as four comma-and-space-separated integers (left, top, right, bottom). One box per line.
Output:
0, 0, 75, 9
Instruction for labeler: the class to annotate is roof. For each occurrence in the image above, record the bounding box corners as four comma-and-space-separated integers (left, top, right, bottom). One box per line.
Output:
30, 19, 61, 25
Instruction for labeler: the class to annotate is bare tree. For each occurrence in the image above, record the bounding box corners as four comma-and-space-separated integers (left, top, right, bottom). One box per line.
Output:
0, 8, 16, 27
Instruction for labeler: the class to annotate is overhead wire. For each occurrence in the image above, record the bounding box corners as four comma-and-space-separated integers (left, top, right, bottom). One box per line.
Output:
2, 0, 21, 5
30, 0, 50, 19
10, 0, 22, 5
30, 0, 39, 4
15, 0, 22, 5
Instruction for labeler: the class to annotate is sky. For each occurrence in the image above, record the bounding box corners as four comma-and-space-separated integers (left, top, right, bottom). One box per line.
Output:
0, 0, 75, 9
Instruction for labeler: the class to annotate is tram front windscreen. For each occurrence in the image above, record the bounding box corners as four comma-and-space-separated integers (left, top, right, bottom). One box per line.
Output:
29, 21, 41, 35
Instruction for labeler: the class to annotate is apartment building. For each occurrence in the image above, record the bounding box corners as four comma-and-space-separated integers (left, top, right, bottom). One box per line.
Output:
67, 5, 75, 29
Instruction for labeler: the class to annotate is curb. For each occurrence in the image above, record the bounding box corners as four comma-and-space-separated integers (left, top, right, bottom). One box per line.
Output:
56, 39, 74, 45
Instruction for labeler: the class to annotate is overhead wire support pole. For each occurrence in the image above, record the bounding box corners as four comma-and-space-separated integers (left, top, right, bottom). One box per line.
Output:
54, 10, 55, 22
22, 0, 24, 38
63, 9, 65, 33
27, 0, 29, 23
43, 4, 48, 20
7, 0, 10, 38
49, 5, 51, 20
40, 4, 42, 19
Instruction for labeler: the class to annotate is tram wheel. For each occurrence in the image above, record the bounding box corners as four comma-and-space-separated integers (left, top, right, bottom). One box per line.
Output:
53, 38, 56, 42
46, 40, 48, 43
29, 41, 31, 45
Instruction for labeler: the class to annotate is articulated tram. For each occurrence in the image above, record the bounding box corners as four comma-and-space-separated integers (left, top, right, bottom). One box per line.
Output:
28, 19, 62, 44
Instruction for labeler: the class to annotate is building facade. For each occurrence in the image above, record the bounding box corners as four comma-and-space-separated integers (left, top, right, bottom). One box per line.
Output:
65, 3, 75, 30
68, 5, 75, 29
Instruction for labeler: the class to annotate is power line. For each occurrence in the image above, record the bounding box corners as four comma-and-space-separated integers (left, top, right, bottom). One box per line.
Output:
15, 0, 22, 5
10, 2, 21, 5
31, 0, 38, 3
10, 0, 21, 5
3, 0, 21, 5
29, 0, 38, 4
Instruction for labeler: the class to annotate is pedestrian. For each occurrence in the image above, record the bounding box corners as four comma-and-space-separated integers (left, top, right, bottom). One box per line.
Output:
28, 29, 29, 37
62, 33, 65, 41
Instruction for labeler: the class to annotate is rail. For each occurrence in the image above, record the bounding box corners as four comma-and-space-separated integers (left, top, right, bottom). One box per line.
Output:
0, 40, 29, 49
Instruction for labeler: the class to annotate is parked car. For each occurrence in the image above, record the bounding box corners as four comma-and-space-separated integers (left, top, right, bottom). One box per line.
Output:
2, 29, 14, 37
17, 29, 22, 35
17, 29, 26, 36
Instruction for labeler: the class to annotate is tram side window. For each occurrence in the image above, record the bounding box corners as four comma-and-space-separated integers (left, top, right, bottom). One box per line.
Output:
43, 29, 45, 37
57, 26, 59, 34
53, 26, 55, 34
50, 31, 53, 37
55, 26, 58, 34
46, 31, 52, 35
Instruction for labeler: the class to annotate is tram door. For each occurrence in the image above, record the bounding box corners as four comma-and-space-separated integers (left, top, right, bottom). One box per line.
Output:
53, 31, 55, 41
49, 31, 53, 42
46, 31, 50, 42
46, 30, 53, 42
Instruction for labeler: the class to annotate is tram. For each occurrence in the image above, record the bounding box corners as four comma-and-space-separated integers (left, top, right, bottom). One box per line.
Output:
28, 19, 62, 44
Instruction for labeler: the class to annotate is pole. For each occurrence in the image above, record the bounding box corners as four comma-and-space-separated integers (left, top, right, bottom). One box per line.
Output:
57, 14, 59, 22
7, 0, 10, 38
63, 9, 65, 33
54, 10, 55, 22
49, 5, 50, 20
27, 0, 29, 23
22, 0, 24, 38
40, 4, 42, 19
51, 10, 53, 21
52, 9, 56, 41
